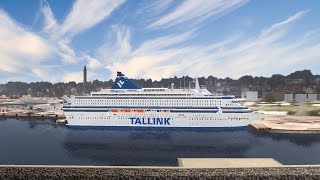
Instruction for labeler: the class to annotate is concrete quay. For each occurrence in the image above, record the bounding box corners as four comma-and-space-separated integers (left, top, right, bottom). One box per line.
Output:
178, 158, 283, 168
251, 115, 320, 133
1, 158, 320, 179
0, 112, 65, 120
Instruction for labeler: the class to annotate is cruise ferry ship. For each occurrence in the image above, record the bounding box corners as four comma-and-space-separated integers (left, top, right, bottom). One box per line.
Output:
62, 72, 255, 128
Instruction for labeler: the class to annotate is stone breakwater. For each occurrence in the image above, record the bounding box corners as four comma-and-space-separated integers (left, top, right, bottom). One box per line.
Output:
1, 166, 320, 179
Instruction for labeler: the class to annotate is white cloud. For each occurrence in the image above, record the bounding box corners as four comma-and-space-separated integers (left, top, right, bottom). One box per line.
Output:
0, 0, 126, 83
148, 0, 249, 29
56, 40, 77, 64
133, 29, 195, 55
107, 54, 176, 79
31, 67, 61, 82
40, 0, 126, 65
82, 54, 102, 70
0, 10, 52, 74
138, 0, 173, 16
260, 10, 308, 38
63, 71, 83, 83
40, 1, 58, 35
59, 0, 126, 39
97, 25, 132, 64
103, 10, 320, 80
98, 25, 196, 79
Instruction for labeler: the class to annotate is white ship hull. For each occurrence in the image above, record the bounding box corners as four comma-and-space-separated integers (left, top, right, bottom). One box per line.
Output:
64, 111, 255, 128
62, 72, 256, 128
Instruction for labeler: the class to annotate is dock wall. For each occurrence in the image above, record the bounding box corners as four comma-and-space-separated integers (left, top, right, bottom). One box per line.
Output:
0, 165, 320, 179
0, 113, 64, 120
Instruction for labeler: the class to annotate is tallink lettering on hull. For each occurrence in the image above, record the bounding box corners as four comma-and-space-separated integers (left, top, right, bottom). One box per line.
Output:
130, 117, 171, 125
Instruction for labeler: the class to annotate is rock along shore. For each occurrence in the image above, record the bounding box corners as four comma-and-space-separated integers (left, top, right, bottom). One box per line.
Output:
1, 166, 320, 180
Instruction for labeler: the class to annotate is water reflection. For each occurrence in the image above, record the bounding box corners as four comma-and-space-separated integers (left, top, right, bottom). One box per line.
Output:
267, 132, 320, 147
1, 119, 320, 166
63, 128, 256, 166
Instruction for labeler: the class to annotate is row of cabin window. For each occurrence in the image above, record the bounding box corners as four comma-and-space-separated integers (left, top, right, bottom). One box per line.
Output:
92, 93, 188, 96
76, 99, 224, 102
72, 102, 223, 106
73, 99, 227, 104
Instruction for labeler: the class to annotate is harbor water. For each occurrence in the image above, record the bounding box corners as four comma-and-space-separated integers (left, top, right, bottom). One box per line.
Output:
1, 118, 320, 166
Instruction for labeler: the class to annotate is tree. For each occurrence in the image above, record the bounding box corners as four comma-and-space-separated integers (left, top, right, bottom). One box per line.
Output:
263, 93, 276, 103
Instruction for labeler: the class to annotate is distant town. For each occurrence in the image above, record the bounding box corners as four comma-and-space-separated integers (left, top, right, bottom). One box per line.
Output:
0, 68, 320, 102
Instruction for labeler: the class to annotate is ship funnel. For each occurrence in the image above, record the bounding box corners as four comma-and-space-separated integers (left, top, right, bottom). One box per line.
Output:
111, 72, 141, 89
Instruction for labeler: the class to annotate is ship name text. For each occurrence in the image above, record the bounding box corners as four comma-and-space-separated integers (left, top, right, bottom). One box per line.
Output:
129, 117, 171, 125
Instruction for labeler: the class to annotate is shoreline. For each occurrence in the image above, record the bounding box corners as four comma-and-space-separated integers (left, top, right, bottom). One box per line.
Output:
1, 165, 320, 179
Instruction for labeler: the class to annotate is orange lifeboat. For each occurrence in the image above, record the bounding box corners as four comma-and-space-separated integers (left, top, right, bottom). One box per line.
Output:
124, 109, 131, 112
110, 109, 118, 112
136, 109, 144, 113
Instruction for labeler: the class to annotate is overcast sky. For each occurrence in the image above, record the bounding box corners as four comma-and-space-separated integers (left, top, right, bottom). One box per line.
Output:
1, 0, 320, 83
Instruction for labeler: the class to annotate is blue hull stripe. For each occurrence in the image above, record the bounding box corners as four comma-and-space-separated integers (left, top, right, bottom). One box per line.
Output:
66, 125, 248, 131
222, 111, 252, 113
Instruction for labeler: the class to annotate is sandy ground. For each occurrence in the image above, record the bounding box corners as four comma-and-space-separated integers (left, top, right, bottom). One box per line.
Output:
253, 115, 320, 131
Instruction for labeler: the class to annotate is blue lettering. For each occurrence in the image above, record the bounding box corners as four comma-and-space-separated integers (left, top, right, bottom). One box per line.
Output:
129, 117, 170, 125
147, 118, 153, 125
130, 118, 135, 124
156, 118, 163, 125
164, 118, 170, 125
142, 118, 148, 125
135, 118, 141, 124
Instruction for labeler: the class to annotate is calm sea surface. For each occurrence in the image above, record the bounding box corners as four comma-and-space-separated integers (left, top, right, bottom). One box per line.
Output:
1, 118, 320, 166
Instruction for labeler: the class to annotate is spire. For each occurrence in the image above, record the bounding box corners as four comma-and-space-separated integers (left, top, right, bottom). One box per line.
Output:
83, 65, 87, 94
83, 65, 87, 83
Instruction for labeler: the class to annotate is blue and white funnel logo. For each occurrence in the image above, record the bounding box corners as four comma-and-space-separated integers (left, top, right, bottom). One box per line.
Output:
117, 80, 125, 88
111, 72, 141, 89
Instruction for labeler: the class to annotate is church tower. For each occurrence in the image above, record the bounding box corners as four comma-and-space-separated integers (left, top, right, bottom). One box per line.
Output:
83, 65, 87, 94
83, 65, 87, 84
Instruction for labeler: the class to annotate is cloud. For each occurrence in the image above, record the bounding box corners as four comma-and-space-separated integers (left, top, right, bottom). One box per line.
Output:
259, 10, 308, 42
133, 29, 195, 55
82, 54, 102, 70
40, 0, 58, 35
40, 0, 126, 64
0, 0, 126, 83
59, 0, 126, 39
148, 0, 249, 29
0, 10, 52, 74
98, 25, 196, 79
63, 71, 83, 83
103, 10, 320, 80
97, 25, 132, 64
1, 0, 319, 84
107, 54, 176, 79
31, 67, 61, 82
137, 0, 173, 16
